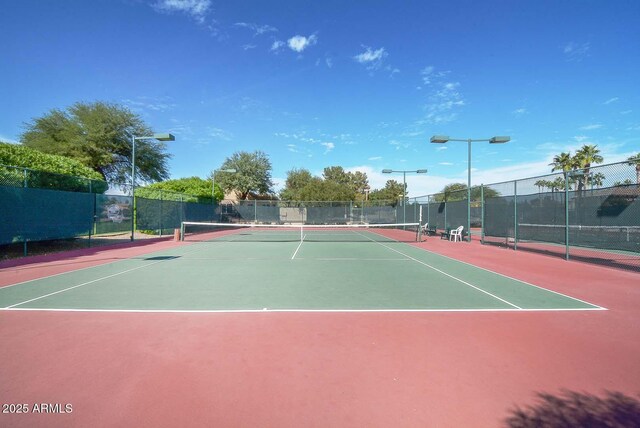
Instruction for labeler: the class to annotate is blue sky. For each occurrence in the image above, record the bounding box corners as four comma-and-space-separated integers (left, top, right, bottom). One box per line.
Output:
1, 0, 639, 197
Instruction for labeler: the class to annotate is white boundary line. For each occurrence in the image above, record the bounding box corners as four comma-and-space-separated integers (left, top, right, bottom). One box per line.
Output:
2, 242, 211, 309
5, 258, 174, 309
413, 245, 607, 310
355, 231, 523, 309
0, 307, 606, 313
291, 234, 305, 259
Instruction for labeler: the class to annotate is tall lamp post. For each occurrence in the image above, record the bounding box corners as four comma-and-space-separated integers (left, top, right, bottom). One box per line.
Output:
382, 168, 428, 226
430, 135, 510, 242
131, 133, 175, 241
212, 168, 237, 220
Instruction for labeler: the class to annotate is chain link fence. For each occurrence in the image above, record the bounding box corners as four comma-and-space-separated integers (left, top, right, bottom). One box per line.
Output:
411, 160, 639, 271
2, 161, 638, 270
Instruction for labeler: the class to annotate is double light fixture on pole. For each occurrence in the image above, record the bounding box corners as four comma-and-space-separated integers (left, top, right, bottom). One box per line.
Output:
430, 135, 510, 242
131, 133, 175, 241
381, 168, 428, 226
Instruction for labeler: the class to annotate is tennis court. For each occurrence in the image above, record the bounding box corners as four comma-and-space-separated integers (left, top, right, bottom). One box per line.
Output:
3, 223, 639, 428
0, 223, 603, 312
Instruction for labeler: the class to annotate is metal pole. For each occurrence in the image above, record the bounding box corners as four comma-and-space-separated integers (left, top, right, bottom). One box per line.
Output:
480, 185, 485, 244
565, 173, 570, 260
212, 171, 217, 220
403, 171, 406, 229
514, 180, 518, 250
131, 136, 136, 241
467, 139, 472, 242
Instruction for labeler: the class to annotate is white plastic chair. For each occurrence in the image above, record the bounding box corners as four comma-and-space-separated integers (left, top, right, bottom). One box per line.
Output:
450, 225, 464, 242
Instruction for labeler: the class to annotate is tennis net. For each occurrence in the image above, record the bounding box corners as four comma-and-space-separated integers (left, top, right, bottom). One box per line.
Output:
181, 222, 422, 243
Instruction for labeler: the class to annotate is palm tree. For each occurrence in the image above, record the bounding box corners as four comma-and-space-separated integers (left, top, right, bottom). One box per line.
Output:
627, 153, 640, 184
574, 145, 604, 192
591, 172, 605, 189
534, 179, 547, 193
550, 152, 574, 189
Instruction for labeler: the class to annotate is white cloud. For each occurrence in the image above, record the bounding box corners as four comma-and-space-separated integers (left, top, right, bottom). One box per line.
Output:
368, 156, 382, 161
242, 44, 256, 50
353, 46, 387, 70
579, 123, 603, 130
438, 162, 453, 166
321, 142, 335, 154
573, 135, 589, 142
271, 40, 285, 52
122, 96, 176, 112
435, 146, 448, 152
325, 57, 333, 68
423, 81, 465, 124
513, 108, 527, 117
420, 66, 448, 85
604, 97, 619, 105
234, 22, 278, 36
152, 0, 211, 23
562, 41, 590, 62
287, 34, 318, 53
208, 127, 233, 141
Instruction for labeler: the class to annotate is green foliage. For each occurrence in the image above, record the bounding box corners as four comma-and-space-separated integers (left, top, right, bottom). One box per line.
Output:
322, 166, 369, 200
431, 183, 499, 202
549, 145, 605, 191
0, 141, 107, 193
280, 166, 370, 202
297, 177, 356, 201
369, 179, 405, 202
279, 168, 314, 200
213, 150, 274, 200
136, 177, 214, 203
20, 101, 171, 188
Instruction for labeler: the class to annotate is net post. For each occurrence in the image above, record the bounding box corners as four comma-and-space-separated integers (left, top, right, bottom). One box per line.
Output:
513, 180, 518, 251
564, 174, 570, 260
417, 205, 423, 241
180, 222, 185, 241
300, 224, 304, 242
480, 184, 485, 244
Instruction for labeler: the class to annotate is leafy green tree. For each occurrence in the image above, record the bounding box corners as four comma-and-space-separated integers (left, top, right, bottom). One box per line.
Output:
280, 168, 314, 200
213, 150, 274, 200
369, 179, 405, 202
297, 177, 355, 201
0, 141, 107, 192
20, 101, 171, 188
431, 182, 499, 202
322, 166, 369, 200
141, 177, 214, 201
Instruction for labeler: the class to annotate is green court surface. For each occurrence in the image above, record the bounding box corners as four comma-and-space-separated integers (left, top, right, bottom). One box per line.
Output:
0, 230, 603, 312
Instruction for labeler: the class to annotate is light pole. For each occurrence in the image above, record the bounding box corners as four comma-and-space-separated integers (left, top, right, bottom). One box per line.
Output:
131, 133, 175, 241
212, 168, 237, 221
382, 168, 428, 226
430, 135, 509, 242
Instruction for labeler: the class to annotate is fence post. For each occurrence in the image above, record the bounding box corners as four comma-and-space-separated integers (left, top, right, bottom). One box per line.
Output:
514, 180, 518, 251
480, 185, 485, 244
254, 200, 257, 223
565, 174, 570, 260
159, 190, 163, 236
427, 195, 430, 227
23, 167, 27, 188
